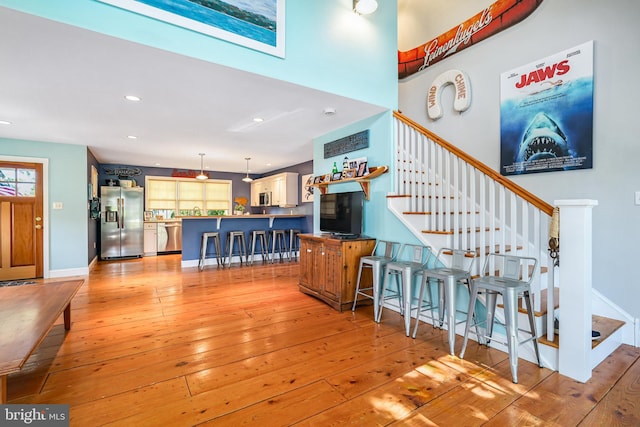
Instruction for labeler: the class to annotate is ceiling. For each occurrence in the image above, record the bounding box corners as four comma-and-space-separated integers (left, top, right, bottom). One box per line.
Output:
0, 7, 386, 175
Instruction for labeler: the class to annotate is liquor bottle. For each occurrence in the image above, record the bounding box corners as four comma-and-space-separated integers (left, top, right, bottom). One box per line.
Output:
331, 162, 338, 174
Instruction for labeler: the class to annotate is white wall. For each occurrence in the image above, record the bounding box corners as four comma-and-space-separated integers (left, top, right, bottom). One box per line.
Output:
398, 0, 640, 318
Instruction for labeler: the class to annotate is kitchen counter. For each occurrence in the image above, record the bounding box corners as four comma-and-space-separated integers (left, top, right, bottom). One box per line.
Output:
179, 214, 305, 219
181, 214, 304, 229
180, 214, 309, 268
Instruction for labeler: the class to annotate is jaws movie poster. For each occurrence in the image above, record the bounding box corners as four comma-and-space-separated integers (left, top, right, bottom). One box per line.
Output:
500, 41, 593, 176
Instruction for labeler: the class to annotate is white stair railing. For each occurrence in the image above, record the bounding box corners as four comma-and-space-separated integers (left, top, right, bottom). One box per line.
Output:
393, 112, 556, 323
391, 112, 621, 383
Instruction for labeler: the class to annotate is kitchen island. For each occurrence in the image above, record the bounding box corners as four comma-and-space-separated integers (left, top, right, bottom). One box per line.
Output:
181, 214, 308, 268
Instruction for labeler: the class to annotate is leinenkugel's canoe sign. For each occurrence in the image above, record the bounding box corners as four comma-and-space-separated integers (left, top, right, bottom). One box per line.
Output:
398, 0, 543, 79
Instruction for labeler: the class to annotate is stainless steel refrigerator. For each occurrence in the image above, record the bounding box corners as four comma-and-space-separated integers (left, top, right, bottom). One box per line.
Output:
100, 186, 144, 259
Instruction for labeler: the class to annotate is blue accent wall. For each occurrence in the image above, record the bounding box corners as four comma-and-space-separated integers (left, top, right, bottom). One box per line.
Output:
182, 216, 306, 263
98, 159, 312, 215
87, 148, 100, 264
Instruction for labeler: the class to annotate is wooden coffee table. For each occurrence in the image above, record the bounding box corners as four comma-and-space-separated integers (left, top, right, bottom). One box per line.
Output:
0, 279, 84, 403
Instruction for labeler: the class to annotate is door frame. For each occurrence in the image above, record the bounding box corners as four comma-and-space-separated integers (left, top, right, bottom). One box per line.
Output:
0, 155, 50, 278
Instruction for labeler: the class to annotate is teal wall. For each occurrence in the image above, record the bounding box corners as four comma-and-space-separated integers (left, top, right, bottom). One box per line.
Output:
0, 0, 398, 109
313, 112, 419, 245
0, 138, 88, 273
0, 1, 401, 274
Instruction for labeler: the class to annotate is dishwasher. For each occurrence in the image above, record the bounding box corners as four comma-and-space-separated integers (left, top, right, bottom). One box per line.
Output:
157, 221, 182, 254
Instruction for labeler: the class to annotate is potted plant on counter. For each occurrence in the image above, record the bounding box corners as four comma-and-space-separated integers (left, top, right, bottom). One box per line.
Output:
234, 197, 248, 215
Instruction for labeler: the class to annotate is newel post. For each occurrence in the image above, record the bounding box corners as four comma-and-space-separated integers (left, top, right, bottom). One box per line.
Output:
554, 199, 598, 382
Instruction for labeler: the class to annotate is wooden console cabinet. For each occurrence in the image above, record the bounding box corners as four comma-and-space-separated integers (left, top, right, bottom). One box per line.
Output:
298, 234, 375, 311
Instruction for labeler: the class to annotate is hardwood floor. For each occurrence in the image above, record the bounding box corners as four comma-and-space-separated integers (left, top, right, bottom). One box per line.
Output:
7, 254, 640, 426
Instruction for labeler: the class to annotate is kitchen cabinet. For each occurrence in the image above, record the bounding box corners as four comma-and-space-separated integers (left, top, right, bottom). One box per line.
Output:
271, 175, 283, 207
143, 222, 157, 256
250, 179, 271, 207
250, 172, 299, 207
298, 234, 375, 311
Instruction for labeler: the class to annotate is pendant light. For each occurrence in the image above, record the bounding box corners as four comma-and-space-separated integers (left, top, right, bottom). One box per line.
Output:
242, 157, 253, 183
196, 153, 208, 180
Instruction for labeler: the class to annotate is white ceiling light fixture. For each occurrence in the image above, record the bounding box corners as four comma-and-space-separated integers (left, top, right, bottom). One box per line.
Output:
124, 95, 141, 102
353, 0, 378, 15
196, 153, 208, 180
0, 120, 11, 125
242, 157, 253, 183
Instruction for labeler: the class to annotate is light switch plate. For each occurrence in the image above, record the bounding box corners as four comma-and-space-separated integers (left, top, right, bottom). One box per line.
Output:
635, 191, 640, 206
53, 202, 63, 210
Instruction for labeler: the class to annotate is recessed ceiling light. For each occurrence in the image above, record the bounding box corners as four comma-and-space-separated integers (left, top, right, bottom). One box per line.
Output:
0, 120, 11, 125
127, 135, 138, 139
124, 95, 141, 102
323, 107, 336, 115
252, 117, 264, 123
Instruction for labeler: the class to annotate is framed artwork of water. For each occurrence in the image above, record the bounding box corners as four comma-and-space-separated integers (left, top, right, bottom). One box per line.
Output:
99, 0, 285, 58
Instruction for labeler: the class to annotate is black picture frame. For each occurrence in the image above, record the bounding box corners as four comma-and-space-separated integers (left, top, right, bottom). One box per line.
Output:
331, 172, 342, 181
313, 176, 322, 184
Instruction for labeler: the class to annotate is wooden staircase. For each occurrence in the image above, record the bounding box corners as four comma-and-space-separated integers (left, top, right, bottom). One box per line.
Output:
387, 111, 630, 381
539, 315, 625, 349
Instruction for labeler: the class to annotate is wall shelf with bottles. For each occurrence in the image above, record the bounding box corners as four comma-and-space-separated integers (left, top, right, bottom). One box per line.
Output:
312, 166, 388, 200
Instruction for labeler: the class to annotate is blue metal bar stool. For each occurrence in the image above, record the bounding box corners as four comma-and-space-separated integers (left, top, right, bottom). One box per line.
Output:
225, 231, 247, 267
378, 244, 433, 335
460, 253, 541, 383
352, 240, 400, 322
199, 232, 222, 271
249, 230, 269, 265
288, 229, 301, 261
269, 229, 288, 263
412, 248, 478, 355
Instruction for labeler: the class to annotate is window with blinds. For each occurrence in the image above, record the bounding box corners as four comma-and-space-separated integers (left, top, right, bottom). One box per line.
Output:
145, 176, 231, 215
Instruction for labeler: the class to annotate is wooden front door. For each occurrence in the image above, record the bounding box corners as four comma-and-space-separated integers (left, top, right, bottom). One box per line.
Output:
0, 162, 43, 280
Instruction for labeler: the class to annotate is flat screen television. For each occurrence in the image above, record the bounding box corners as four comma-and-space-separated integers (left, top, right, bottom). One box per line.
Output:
319, 191, 364, 237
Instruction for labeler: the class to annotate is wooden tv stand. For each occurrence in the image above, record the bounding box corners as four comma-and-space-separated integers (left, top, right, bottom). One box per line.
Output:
298, 234, 375, 311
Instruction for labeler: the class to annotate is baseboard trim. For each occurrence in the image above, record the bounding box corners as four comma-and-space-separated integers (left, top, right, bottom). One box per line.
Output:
49, 266, 89, 278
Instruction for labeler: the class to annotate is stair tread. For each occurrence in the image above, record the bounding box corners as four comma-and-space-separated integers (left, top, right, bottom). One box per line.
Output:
538, 315, 625, 349
404, 211, 479, 215
422, 227, 500, 235
392, 194, 456, 199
